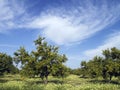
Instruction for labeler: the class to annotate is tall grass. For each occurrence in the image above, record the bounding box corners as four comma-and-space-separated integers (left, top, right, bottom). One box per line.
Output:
0, 75, 120, 90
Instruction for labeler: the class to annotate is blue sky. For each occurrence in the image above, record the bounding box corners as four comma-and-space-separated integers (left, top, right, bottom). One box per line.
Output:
0, 0, 120, 68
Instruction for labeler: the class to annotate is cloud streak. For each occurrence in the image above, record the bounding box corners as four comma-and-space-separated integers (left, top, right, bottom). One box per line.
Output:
0, 0, 120, 46
0, 0, 26, 32
27, 0, 120, 45
0, 44, 18, 48
84, 31, 120, 58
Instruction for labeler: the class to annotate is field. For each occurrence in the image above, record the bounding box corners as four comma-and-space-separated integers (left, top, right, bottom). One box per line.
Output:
0, 75, 120, 90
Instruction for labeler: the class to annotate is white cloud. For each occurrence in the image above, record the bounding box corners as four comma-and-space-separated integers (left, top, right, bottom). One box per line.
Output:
27, 1, 120, 45
0, 0, 26, 32
84, 31, 120, 59
0, 0, 14, 21
28, 15, 83, 45
0, 0, 120, 46
0, 44, 18, 48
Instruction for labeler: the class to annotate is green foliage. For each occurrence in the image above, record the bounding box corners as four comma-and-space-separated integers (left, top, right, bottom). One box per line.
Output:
87, 56, 103, 78
80, 47, 120, 80
34, 36, 68, 83
0, 53, 17, 75
70, 68, 81, 75
80, 61, 88, 77
14, 36, 68, 83
52, 65, 69, 78
14, 47, 29, 65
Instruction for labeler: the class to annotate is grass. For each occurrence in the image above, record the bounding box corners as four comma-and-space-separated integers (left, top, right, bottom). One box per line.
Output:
0, 74, 120, 90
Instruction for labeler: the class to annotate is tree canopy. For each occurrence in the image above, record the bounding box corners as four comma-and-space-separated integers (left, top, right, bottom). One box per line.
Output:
0, 53, 17, 75
14, 36, 68, 84
80, 47, 120, 80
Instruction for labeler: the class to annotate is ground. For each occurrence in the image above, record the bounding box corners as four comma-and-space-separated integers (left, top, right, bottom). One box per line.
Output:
0, 74, 120, 90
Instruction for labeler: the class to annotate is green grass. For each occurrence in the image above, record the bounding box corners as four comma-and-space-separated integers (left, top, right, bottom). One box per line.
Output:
0, 74, 120, 90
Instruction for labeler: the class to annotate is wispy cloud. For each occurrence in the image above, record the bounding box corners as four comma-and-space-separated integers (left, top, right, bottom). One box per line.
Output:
26, 0, 120, 45
0, 0, 120, 46
84, 31, 120, 59
0, 44, 18, 48
0, 0, 26, 32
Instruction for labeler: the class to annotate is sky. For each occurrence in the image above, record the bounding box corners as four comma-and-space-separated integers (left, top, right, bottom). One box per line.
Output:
0, 0, 120, 69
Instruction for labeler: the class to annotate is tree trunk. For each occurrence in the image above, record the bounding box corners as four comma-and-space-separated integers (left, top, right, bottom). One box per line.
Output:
109, 75, 112, 81
44, 76, 48, 84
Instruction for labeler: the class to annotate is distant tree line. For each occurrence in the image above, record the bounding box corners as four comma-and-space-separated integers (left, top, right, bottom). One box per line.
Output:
0, 36, 120, 83
73, 47, 120, 81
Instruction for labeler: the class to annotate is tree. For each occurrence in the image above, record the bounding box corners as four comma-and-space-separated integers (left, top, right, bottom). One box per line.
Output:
51, 55, 68, 79
0, 53, 16, 75
80, 61, 88, 77
14, 47, 37, 78
102, 47, 120, 80
70, 68, 81, 75
14, 36, 68, 84
80, 47, 120, 81
14, 47, 29, 66
87, 56, 103, 78
33, 36, 68, 84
